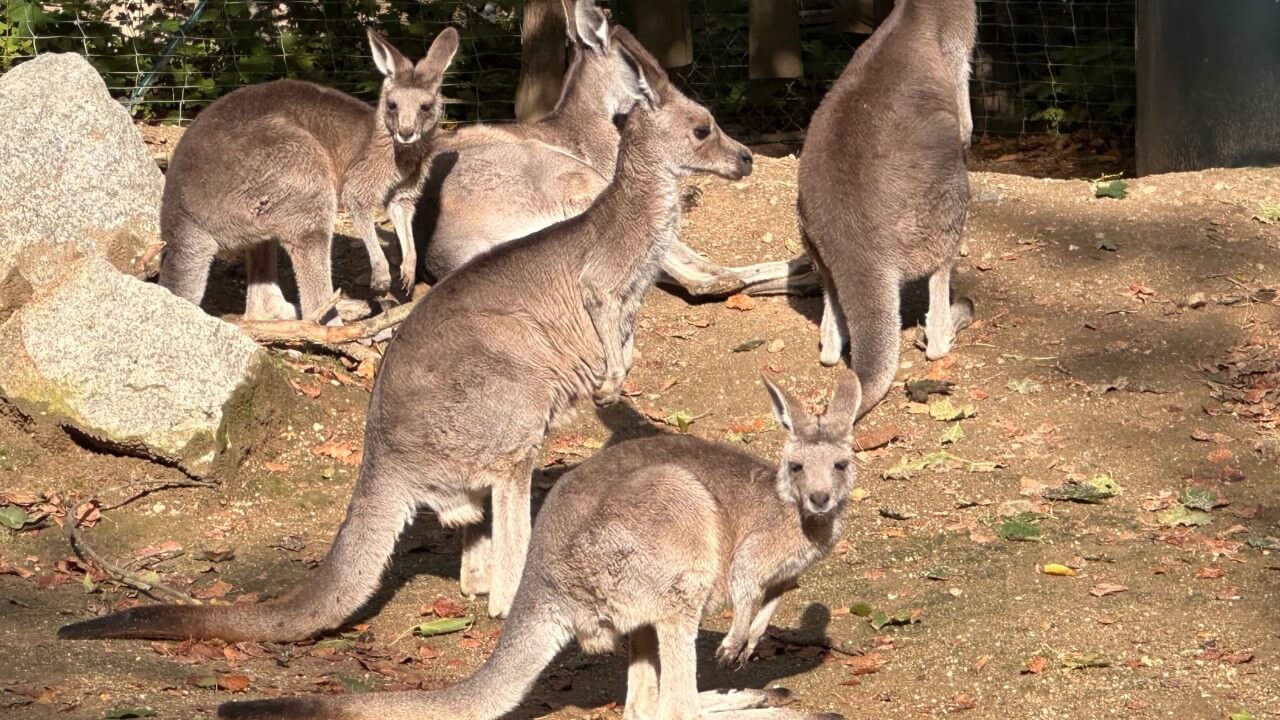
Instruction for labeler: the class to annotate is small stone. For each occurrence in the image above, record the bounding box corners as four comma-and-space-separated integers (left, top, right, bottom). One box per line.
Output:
1183, 292, 1208, 309
760, 232, 774, 244
767, 338, 785, 353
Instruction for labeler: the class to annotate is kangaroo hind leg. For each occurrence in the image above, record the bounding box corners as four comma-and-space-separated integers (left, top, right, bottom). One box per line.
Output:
841, 273, 901, 420
924, 263, 973, 361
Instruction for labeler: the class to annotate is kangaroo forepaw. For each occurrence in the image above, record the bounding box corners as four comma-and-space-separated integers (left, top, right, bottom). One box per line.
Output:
715, 636, 753, 670
818, 343, 843, 367
398, 265, 416, 295
369, 271, 392, 295
593, 380, 622, 407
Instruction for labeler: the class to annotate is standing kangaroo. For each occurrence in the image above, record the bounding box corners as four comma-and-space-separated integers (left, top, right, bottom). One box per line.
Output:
797, 0, 977, 417
217, 373, 861, 720
416, 0, 808, 298
58, 42, 752, 640
159, 28, 458, 323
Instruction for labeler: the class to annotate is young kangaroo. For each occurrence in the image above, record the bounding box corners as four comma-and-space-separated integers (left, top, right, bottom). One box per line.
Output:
217, 373, 860, 720
415, 0, 803, 298
797, 0, 977, 417
158, 28, 458, 323
58, 42, 752, 641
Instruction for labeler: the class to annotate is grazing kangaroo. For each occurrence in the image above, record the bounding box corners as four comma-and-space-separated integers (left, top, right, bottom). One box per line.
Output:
217, 373, 860, 720
416, 0, 808, 298
797, 0, 977, 417
58, 42, 752, 642
159, 28, 458, 323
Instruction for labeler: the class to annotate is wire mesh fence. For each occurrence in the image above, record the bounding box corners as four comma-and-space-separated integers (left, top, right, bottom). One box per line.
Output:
0, 0, 1136, 141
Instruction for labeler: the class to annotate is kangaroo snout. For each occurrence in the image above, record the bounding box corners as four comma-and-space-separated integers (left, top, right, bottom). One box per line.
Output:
394, 129, 421, 145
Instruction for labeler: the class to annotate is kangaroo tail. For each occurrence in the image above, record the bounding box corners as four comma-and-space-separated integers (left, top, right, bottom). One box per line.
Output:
217, 590, 571, 720
839, 273, 902, 420
59, 460, 418, 643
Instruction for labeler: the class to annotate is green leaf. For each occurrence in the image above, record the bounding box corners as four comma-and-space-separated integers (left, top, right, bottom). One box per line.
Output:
883, 454, 928, 480
412, 616, 473, 638
997, 514, 1042, 542
940, 424, 965, 446
849, 602, 874, 617
662, 409, 706, 433
192, 675, 218, 689
105, 709, 158, 719
1246, 536, 1279, 551
0, 505, 29, 530
1094, 177, 1128, 199
1229, 711, 1256, 720
1178, 488, 1218, 512
1062, 654, 1111, 669
1043, 475, 1121, 504
1156, 505, 1212, 528
1006, 378, 1043, 394
339, 676, 376, 693
82, 573, 97, 594
732, 338, 765, 353
1095, 239, 1118, 251
870, 609, 919, 630
924, 567, 950, 581
928, 398, 975, 421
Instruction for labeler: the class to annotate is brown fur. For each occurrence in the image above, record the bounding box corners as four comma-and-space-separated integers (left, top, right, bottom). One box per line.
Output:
215, 375, 861, 720
797, 0, 977, 417
158, 29, 458, 323
58, 47, 752, 643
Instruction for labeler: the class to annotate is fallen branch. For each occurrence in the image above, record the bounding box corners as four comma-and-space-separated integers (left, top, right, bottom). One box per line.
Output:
96, 477, 218, 512
65, 517, 201, 605
233, 295, 421, 345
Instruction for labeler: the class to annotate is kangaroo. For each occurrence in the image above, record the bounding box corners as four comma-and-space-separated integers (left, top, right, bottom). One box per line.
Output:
797, 0, 977, 418
415, 0, 808, 298
216, 373, 860, 720
158, 28, 458, 324
58, 42, 752, 642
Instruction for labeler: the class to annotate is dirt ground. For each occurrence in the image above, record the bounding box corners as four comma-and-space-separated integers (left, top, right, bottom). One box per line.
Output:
1, 134, 1277, 720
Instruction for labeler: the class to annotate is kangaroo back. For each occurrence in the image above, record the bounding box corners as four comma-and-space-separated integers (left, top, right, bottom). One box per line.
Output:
797, 0, 976, 416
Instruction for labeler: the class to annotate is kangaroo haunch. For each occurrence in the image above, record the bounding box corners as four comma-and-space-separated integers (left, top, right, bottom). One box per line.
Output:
159, 27, 458, 324
58, 40, 752, 640
798, 0, 977, 418
415, 0, 801, 299
216, 373, 862, 720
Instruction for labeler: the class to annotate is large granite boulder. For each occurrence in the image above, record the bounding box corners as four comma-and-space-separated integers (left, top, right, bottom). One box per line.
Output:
0, 53, 163, 284
0, 257, 288, 478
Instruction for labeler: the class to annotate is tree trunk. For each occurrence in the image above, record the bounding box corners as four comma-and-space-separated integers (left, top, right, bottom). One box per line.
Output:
515, 0, 568, 122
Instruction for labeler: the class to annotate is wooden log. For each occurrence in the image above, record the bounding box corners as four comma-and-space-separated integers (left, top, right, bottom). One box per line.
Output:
633, 0, 693, 68
515, 0, 568, 122
749, 0, 804, 79
833, 0, 893, 34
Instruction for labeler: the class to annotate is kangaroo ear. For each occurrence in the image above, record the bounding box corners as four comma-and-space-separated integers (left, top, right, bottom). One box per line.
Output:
561, 0, 609, 53
417, 26, 460, 82
368, 29, 412, 79
824, 371, 863, 438
762, 375, 806, 432
611, 27, 666, 108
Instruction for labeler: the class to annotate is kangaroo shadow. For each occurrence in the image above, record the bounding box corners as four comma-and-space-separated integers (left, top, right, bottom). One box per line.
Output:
511, 602, 843, 718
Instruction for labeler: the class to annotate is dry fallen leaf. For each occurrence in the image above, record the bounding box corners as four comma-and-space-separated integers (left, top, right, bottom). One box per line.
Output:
217, 674, 251, 693
428, 596, 468, 618
193, 579, 234, 600
263, 461, 290, 473
1195, 567, 1226, 579
1023, 656, 1048, 674
1089, 583, 1129, 597
949, 693, 978, 711
846, 653, 885, 676
724, 294, 756, 311
1207, 448, 1234, 464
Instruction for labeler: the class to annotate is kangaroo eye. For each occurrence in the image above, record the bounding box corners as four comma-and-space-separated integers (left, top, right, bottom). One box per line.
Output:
693, 126, 711, 140
788, 462, 804, 474
420, 102, 432, 112
834, 460, 849, 472
386, 100, 398, 112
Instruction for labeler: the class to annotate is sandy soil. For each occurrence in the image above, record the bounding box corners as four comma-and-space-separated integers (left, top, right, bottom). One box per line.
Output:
1, 137, 1277, 720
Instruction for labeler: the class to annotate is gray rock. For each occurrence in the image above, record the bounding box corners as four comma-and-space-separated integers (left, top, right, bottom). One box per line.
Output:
0, 257, 288, 477
0, 53, 164, 285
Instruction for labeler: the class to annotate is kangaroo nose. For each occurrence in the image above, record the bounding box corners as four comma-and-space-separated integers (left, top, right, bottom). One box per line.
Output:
808, 491, 830, 509
739, 150, 753, 167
